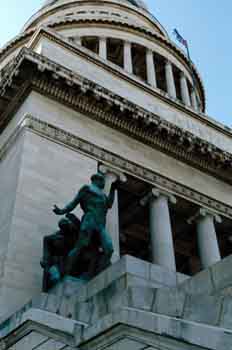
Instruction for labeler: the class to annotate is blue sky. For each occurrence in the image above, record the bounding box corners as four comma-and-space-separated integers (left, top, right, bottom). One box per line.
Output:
0, 1, 231, 125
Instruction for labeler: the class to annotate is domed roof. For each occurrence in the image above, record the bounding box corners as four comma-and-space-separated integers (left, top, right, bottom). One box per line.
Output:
43, 0, 148, 12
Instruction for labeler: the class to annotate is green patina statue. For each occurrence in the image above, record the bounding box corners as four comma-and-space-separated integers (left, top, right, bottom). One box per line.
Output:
51, 172, 118, 280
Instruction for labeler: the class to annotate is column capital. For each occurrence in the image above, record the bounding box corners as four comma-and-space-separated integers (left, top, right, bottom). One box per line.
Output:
188, 207, 222, 225
99, 165, 127, 183
141, 187, 176, 206
165, 59, 172, 66
146, 47, 153, 54
180, 71, 186, 79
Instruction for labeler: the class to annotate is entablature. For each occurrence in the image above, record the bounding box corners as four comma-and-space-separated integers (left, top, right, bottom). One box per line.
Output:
0, 45, 232, 186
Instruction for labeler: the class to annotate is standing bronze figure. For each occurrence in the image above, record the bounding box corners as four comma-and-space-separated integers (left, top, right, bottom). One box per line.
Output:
41, 172, 118, 291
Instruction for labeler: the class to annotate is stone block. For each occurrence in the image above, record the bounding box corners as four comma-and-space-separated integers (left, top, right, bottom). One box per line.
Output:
12, 331, 48, 350
124, 255, 150, 280
153, 287, 186, 317
219, 297, 232, 330
183, 294, 223, 326
86, 272, 106, 299
90, 291, 108, 324
35, 338, 66, 350
75, 301, 92, 324
50, 276, 88, 299
126, 273, 165, 290
176, 272, 189, 284
211, 254, 232, 293
178, 268, 214, 295
106, 338, 146, 350
21, 308, 81, 335
149, 263, 177, 287
106, 277, 128, 313
45, 294, 60, 313
180, 319, 224, 350
128, 286, 155, 311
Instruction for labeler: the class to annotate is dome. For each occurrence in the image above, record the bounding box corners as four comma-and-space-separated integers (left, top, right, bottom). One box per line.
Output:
43, 0, 149, 12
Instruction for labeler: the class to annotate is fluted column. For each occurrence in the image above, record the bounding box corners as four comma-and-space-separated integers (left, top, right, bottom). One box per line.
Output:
180, 73, 191, 106
141, 188, 176, 271
99, 37, 107, 60
189, 208, 221, 269
124, 41, 133, 74
99, 165, 127, 262
165, 60, 177, 99
146, 48, 157, 88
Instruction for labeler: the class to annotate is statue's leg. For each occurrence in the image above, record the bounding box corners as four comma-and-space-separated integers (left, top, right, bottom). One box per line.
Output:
99, 227, 114, 260
64, 231, 90, 275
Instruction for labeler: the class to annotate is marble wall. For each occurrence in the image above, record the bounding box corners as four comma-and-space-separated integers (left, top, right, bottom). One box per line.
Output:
0, 130, 97, 319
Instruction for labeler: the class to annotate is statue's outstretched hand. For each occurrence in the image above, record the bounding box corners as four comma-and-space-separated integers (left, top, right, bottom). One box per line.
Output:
53, 205, 63, 215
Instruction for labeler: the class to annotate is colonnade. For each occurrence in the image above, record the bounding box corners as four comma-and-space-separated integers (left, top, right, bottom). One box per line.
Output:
99, 166, 222, 271
71, 35, 200, 111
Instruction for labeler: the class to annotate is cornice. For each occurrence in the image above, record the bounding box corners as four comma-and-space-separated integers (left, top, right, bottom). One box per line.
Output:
30, 27, 207, 130
23, 0, 167, 37
0, 47, 232, 184
2, 115, 232, 219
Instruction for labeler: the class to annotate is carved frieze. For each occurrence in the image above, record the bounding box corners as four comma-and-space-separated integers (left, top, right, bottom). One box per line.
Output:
0, 48, 232, 185
1, 114, 231, 219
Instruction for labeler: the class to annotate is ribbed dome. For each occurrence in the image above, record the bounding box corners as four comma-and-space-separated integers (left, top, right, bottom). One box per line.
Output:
43, 0, 148, 12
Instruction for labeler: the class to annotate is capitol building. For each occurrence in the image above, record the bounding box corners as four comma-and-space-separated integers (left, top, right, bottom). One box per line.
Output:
0, 1, 232, 349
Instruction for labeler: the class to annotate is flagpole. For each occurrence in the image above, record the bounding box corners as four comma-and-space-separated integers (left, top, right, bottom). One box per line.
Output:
173, 29, 201, 110
185, 44, 201, 110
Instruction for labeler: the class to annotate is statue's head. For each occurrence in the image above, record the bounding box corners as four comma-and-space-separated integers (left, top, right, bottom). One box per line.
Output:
91, 173, 105, 189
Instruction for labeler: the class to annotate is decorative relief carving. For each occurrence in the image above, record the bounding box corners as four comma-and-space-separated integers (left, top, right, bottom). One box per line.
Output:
0, 48, 232, 183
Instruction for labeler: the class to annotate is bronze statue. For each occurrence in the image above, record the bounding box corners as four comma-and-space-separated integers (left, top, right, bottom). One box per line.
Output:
41, 214, 80, 292
53, 173, 117, 274
41, 172, 118, 291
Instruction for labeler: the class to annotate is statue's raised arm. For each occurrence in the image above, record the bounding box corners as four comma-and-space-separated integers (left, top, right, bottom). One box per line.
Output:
53, 186, 88, 215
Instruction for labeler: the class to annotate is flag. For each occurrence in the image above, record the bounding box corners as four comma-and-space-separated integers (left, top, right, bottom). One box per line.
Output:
173, 29, 188, 49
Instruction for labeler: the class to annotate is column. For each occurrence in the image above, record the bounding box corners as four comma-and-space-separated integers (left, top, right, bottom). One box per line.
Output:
99, 165, 127, 262
165, 60, 177, 99
124, 41, 133, 74
189, 208, 221, 269
99, 37, 107, 60
180, 73, 191, 106
146, 48, 157, 88
191, 89, 198, 110
141, 188, 176, 271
